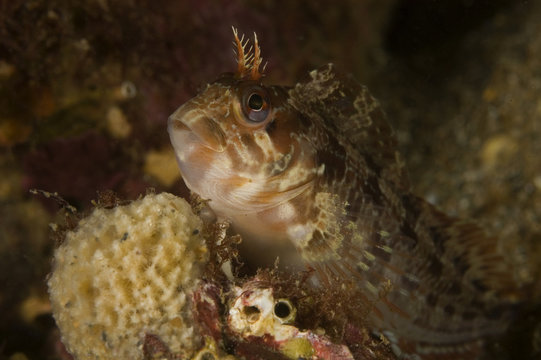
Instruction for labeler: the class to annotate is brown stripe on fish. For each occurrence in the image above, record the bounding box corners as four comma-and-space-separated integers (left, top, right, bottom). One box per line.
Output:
228, 132, 266, 169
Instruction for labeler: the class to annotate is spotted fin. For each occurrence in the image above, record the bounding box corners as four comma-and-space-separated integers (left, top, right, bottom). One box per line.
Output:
299, 191, 522, 358
288, 63, 409, 192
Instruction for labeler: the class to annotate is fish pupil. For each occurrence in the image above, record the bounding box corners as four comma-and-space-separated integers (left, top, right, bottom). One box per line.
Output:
243, 88, 270, 123
248, 93, 264, 111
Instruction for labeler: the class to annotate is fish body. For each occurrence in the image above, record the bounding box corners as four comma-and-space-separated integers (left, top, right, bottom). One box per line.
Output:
168, 32, 521, 359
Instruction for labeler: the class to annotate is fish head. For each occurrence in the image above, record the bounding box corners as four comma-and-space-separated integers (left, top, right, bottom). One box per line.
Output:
168, 73, 318, 219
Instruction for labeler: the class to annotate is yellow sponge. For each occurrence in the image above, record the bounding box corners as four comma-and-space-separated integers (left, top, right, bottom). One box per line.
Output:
48, 193, 208, 359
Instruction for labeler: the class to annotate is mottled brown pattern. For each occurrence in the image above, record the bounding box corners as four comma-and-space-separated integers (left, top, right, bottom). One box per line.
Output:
168, 39, 527, 358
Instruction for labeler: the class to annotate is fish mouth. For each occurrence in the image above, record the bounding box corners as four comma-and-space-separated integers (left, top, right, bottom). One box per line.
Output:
168, 103, 226, 152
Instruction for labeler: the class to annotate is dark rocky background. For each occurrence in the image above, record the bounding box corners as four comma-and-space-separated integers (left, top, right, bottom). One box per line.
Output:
0, 0, 539, 358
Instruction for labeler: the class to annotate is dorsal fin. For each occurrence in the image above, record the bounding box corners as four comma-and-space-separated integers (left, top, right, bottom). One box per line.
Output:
288, 63, 408, 191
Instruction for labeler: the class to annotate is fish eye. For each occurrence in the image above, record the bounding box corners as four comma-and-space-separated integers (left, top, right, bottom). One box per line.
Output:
241, 86, 270, 123
248, 93, 264, 110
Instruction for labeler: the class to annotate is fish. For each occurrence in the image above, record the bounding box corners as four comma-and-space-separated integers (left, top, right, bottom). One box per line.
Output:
168, 29, 524, 359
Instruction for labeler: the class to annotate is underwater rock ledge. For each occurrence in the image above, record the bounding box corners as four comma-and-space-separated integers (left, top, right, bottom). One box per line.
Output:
47, 192, 396, 360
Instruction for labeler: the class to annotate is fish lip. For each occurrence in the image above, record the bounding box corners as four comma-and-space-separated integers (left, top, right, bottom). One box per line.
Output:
169, 118, 190, 132
168, 104, 226, 152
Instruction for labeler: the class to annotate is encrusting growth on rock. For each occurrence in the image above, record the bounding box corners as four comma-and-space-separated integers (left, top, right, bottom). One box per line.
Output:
48, 193, 208, 359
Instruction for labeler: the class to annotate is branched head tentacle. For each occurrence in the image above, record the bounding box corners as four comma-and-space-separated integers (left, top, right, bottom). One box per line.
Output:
232, 26, 264, 80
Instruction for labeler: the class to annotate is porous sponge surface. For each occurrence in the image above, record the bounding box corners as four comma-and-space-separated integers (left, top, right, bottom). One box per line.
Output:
48, 193, 208, 359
